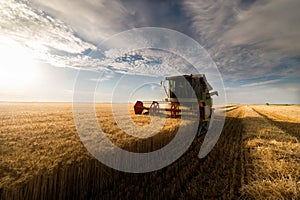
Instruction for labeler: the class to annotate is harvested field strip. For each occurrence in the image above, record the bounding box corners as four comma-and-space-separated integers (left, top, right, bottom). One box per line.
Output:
241, 106, 300, 199
251, 106, 300, 140
252, 105, 300, 123
178, 106, 245, 199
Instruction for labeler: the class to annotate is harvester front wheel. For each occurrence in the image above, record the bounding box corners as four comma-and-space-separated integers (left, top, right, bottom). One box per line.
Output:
170, 102, 180, 118
149, 101, 159, 115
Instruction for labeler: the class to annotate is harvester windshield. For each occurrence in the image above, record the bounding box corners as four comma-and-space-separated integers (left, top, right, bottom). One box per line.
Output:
169, 79, 194, 99
165, 74, 213, 105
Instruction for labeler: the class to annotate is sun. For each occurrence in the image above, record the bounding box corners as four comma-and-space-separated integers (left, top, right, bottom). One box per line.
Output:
0, 38, 38, 88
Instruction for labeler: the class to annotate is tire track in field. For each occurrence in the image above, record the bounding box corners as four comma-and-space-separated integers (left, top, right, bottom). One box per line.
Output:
240, 106, 300, 199
178, 106, 245, 199
251, 107, 300, 140
99, 106, 246, 199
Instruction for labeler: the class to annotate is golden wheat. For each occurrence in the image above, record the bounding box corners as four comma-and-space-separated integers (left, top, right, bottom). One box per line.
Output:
1, 103, 299, 199
241, 105, 300, 199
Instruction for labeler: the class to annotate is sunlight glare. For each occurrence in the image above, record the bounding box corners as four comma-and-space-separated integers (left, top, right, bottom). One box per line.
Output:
0, 38, 38, 88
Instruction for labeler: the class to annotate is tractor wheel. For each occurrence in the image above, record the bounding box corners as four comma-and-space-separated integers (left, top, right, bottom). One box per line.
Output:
149, 101, 159, 115
170, 102, 180, 118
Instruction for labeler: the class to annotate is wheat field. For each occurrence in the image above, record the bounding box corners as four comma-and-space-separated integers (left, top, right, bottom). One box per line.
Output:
0, 103, 299, 199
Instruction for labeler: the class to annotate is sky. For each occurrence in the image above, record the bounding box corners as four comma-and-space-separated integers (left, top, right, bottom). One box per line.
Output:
0, 0, 299, 104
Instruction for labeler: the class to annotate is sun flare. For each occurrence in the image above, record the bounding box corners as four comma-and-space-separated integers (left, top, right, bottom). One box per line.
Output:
0, 38, 38, 88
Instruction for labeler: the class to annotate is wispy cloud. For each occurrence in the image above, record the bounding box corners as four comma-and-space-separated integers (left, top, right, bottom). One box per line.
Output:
0, 0, 202, 77
1, 0, 299, 90
182, 0, 300, 82
30, 0, 133, 43
89, 72, 115, 82
242, 79, 280, 87
30, 0, 191, 44
101, 48, 198, 76
0, 0, 98, 70
223, 0, 300, 56
0, 0, 94, 53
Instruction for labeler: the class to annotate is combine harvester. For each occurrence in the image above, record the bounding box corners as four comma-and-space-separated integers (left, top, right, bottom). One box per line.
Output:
133, 74, 218, 135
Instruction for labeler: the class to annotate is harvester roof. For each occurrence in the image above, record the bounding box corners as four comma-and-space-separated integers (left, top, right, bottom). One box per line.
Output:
165, 74, 213, 91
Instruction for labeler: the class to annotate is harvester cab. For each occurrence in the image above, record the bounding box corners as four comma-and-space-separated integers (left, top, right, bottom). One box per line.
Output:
134, 74, 218, 135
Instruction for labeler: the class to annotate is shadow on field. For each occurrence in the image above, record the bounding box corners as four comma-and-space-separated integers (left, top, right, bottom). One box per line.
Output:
1, 116, 247, 200
272, 120, 300, 140
237, 116, 300, 199
7, 114, 299, 199
253, 111, 300, 141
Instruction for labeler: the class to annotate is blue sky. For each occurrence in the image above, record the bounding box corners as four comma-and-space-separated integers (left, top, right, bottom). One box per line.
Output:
0, 0, 299, 104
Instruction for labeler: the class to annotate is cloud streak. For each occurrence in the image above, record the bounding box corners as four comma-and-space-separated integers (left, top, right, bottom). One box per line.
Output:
0, 0, 98, 71
0, 0, 94, 53
182, 0, 300, 83
242, 79, 280, 87
223, 0, 300, 55
30, 0, 134, 43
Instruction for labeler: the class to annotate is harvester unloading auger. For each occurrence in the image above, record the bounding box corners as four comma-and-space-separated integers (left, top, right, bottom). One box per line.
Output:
134, 74, 218, 135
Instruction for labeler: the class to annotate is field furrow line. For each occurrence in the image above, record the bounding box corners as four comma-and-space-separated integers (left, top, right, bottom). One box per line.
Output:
251, 106, 300, 140
240, 106, 300, 199
177, 106, 246, 199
